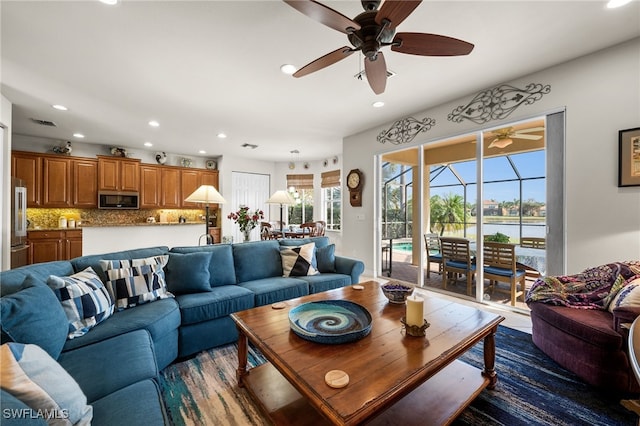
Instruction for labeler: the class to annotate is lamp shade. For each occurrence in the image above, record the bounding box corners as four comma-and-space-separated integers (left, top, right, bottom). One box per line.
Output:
184, 185, 227, 204
266, 190, 295, 205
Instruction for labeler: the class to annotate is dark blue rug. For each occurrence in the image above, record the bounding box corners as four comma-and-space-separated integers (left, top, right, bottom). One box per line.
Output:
160, 326, 637, 425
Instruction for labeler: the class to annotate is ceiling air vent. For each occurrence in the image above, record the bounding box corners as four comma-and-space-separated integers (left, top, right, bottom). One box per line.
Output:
241, 143, 258, 149
30, 118, 57, 127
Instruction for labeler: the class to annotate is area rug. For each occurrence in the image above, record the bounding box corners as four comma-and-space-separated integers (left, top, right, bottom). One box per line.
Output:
159, 326, 637, 426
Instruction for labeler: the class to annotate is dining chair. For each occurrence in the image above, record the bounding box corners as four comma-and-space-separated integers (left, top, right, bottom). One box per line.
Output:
520, 237, 546, 249
423, 233, 443, 279
439, 237, 476, 296
260, 222, 274, 240
314, 220, 326, 236
483, 241, 526, 306
300, 222, 318, 237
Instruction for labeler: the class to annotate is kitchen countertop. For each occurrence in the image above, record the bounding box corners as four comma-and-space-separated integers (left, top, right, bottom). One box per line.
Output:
29, 222, 218, 231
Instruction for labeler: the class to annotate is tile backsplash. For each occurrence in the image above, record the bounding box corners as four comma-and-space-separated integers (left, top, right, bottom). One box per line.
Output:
27, 208, 218, 229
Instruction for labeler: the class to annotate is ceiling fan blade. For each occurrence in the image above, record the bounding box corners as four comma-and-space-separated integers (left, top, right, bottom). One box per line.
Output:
283, 0, 360, 34
375, 0, 422, 29
293, 46, 355, 78
513, 134, 543, 140
392, 32, 474, 56
364, 52, 387, 95
515, 126, 545, 133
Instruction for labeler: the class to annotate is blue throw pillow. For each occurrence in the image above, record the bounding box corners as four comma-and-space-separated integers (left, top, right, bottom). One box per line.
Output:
165, 252, 212, 294
317, 244, 337, 273
0, 275, 68, 360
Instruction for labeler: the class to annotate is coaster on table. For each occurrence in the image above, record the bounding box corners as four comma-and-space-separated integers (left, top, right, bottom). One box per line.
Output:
325, 370, 349, 388
271, 302, 287, 309
352, 285, 364, 290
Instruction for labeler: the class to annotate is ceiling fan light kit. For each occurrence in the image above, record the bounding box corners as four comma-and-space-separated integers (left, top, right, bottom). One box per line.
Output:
283, 0, 474, 94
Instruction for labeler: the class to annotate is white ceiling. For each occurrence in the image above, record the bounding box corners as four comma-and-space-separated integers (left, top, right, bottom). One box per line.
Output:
2, 1, 639, 162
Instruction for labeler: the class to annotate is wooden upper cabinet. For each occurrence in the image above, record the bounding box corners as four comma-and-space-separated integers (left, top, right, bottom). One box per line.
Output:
42, 157, 72, 207
161, 167, 181, 208
12, 151, 42, 207
140, 165, 162, 208
98, 156, 140, 192
180, 169, 201, 208
73, 159, 98, 208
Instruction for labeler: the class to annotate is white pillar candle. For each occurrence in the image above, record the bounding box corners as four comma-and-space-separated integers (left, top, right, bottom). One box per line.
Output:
406, 295, 424, 327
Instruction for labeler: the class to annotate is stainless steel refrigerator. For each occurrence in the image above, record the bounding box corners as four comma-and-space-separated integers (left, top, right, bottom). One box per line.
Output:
11, 177, 29, 268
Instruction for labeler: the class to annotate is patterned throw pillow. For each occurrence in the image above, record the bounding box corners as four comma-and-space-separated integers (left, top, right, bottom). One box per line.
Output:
100, 255, 172, 310
608, 278, 640, 313
280, 242, 319, 277
0, 342, 93, 424
47, 267, 114, 339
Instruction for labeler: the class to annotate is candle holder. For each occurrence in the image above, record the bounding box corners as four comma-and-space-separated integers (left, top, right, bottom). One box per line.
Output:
400, 317, 430, 337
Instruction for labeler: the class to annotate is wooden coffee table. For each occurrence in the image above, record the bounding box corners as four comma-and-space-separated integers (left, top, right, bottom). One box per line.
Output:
231, 281, 504, 425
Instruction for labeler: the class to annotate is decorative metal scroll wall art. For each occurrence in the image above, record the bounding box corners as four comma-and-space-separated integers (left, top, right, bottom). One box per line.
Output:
447, 83, 551, 124
377, 116, 435, 145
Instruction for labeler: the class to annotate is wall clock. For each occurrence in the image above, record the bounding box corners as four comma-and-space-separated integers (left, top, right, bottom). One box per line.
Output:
346, 168, 363, 207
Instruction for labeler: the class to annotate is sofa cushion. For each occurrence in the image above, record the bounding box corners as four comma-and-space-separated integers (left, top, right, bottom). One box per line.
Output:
62, 298, 180, 353
0, 261, 74, 297
165, 252, 212, 295
90, 379, 168, 426
100, 255, 172, 310
239, 277, 309, 306
176, 285, 255, 325
70, 246, 169, 283
1, 390, 48, 425
0, 342, 93, 425
298, 273, 351, 293
316, 244, 337, 273
233, 240, 283, 282
0, 275, 69, 360
529, 302, 622, 348
47, 267, 114, 339
281, 242, 318, 277
170, 244, 237, 287
279, 236, 330, 249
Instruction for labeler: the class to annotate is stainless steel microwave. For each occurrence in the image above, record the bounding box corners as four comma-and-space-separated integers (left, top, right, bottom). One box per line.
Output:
98, 191, 139, 209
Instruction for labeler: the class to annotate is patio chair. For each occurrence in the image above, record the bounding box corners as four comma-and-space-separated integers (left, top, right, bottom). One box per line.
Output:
424, 233, 443, 279
440, 237, 476, 296
483, 241, 526, 306
520, 237, 545, 249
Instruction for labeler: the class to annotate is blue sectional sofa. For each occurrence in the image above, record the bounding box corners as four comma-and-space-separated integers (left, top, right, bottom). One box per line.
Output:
0, 236, 364, 425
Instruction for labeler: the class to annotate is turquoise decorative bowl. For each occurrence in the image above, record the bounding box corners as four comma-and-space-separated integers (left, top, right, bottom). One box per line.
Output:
381, 283, 414, 304
288, 300, 372, 344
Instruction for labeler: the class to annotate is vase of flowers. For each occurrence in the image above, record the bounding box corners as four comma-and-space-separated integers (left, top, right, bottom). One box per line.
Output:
227, 206, 264, 242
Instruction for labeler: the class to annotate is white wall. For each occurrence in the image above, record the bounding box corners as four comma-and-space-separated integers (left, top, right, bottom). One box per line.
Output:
343, 37, 640, 277
1, 94, 13, 271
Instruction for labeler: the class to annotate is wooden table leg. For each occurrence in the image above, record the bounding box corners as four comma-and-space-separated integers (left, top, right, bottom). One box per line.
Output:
236, 328, 249, 387
482, 325, 498, 389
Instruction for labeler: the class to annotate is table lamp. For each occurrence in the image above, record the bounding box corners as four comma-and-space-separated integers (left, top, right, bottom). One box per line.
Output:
184, 185, 227, 245
266, 190, 295, 235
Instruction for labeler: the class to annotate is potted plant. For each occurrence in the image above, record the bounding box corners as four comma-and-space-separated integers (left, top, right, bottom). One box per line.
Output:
227, 206, 264, 242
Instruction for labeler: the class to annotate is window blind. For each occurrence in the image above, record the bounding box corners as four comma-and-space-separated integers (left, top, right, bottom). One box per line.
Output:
286, 174, 314, 190
321, 170, 341, 188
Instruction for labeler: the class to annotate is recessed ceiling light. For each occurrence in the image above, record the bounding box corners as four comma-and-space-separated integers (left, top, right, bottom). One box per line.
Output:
144, 142, 153, 147
52, 104, 68, 111
73, 133, 85, 138
607, 0, 632, 8
148, 120, 160, 127
99, 0, 118, 5
198, 150, 206, 154
217, 133, 227, 139
372, 101, 385, 108
280, 64, 297, 75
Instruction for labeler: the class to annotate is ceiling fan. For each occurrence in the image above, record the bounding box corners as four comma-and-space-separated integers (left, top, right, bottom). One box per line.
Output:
488, 126, 545, 149
283, 0, 474, 94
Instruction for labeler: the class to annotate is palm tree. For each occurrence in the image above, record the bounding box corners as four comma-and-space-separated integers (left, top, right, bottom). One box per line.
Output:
430, 193, 467, 236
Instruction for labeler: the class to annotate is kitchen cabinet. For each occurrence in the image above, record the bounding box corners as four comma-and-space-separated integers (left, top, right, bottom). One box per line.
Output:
42, 156, 72, 207
98, 156, 140, 192
140, 165, 162, 208
181, 169, 220, 208
27, 229, 83, 264
209, 227, 221, 244
161, 167, 181, 208
73, 159, 98, 208
11, 151, 41, 207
